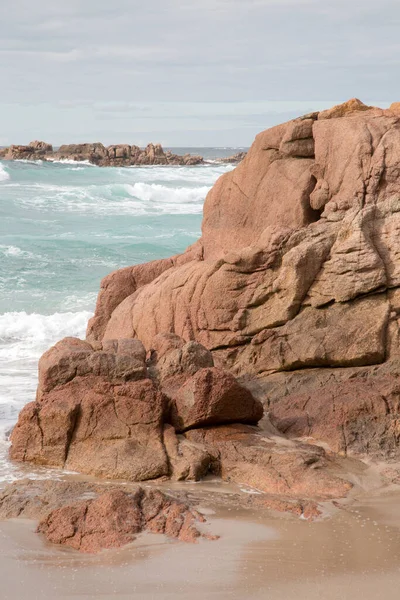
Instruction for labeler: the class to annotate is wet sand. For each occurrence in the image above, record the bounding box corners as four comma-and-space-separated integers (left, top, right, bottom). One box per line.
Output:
1, 486, 400, 599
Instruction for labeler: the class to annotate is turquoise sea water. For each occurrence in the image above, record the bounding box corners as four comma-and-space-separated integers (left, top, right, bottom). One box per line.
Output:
0, 154, 234, 481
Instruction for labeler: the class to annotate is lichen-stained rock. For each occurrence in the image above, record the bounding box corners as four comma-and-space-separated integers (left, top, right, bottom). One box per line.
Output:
169, 368, 263, 432
185, 425, 352, 499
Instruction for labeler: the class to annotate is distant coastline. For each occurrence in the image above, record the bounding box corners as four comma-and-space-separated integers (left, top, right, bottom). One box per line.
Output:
0, 140, 247, 167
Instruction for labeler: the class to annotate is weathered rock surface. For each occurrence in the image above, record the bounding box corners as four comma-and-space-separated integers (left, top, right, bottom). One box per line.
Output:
0, 141, 203, 166
37, 488, 210, 552
185, 424, 352, 499
264, 360, 400, 459
10, 332, 355, 502
0, 481, 214, 552
169, 368, 263, 432
81, 99, 400, 463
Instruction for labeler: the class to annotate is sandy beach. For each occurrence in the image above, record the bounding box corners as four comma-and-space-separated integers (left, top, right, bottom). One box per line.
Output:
1, 480, 400, 600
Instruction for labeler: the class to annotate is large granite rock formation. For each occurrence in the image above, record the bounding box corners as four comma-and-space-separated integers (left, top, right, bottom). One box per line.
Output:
10, 99, 400, 525
0, 141, 203, 166
82, 98, 400, 461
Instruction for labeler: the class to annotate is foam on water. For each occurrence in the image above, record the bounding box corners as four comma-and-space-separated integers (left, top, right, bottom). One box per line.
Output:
0, 310, 90, 482
0, 164, 10, 182
0, 245, 36, 259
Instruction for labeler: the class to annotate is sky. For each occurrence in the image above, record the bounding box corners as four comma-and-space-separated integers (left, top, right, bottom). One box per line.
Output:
1, 0, 398, 146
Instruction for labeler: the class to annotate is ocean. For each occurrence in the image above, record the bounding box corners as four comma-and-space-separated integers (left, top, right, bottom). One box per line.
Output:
0, 150, 236, 482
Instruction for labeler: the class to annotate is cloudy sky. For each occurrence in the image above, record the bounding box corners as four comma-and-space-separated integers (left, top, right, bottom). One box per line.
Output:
1, 0, 398, 146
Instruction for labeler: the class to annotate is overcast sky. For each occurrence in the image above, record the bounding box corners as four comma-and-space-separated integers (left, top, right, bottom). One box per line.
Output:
1, 0, 398, 146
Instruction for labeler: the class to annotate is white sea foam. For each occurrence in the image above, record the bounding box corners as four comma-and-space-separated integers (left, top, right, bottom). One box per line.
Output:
0, 163, 10, 182
13, 181, 210, 215
125, 182, 210, 204
0, 310, 91, 349
0, 310, 91, 481
0, 245, 36, 259
15, 159, 43, 165
47, 158, 97, 166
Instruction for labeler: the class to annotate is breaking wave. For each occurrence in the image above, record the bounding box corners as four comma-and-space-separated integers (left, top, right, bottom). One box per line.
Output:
0, 163, 10, 182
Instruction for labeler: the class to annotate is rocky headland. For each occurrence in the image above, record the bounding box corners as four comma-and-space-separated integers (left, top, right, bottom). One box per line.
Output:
4, 98, 400, 553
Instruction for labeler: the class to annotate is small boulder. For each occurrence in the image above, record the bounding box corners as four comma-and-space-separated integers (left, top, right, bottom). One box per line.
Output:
37, 488, 213, 553
149, 334, 214, 389
169, 367, 263, 432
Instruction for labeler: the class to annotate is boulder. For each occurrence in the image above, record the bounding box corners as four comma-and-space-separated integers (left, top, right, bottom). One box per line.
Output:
37, 336, 147, 398
169, 367, 263, 432
11, 376, 169, 481
37, 488, 212, 552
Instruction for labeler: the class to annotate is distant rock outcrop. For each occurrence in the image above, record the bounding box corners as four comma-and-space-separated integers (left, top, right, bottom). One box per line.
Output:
218, 151, 247, 163
0, 141, 203, 166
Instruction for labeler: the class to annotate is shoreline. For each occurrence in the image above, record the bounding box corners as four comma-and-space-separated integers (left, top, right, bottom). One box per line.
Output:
1, 484, 400, 599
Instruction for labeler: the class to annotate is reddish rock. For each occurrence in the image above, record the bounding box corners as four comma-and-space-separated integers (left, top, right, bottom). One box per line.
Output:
218, 151, 247, 163
11, 376, 169, 481
170, 368, 263, 432
163, 424, 212, 481
148, 334, 214, 390
1, 141, 203, 167
87, 240, 203, 343
186, 424, 352, 499
37, 336, 147, 399
37, 488, 212, 553
269, 372, 400, 458
13, 98, 400, 506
